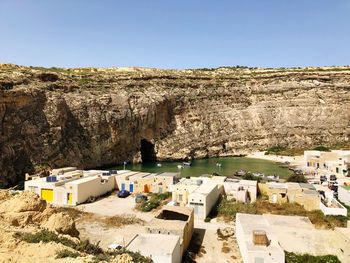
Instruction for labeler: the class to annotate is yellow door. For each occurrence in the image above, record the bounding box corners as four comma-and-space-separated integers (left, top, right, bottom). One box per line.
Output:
41, 189, 53, 202
68, 193, 73, 205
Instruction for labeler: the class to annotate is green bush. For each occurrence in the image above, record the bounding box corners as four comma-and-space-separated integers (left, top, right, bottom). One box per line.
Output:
241, 173, 262, 182
55, 249, 80, 259
217, 199, 257, 219
285, 251, 340, 263
266, 145, 286, 155
139, 192, 171, 212
14, 230, 152, 262
312, 146, 330, 152
14, 230, 102, 255
286, 174, 307, 183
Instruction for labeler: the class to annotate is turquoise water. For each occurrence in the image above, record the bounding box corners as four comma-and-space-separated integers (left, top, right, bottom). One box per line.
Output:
113, 157, 291, 178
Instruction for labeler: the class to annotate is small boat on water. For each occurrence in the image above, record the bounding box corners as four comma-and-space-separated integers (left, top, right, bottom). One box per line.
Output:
177, 165, 184, 169
182, 162, 191, 166
235, 170, 246, 177
156, 163, 162, 167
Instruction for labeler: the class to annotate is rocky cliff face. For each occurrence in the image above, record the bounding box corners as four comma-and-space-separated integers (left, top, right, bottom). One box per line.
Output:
1, 64, 350, 187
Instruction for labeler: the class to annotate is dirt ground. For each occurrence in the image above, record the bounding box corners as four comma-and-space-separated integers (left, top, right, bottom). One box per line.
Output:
75, 194, 243, 262
76, 195, 154, 249
77, 194, 154, 221
191, 219, 242, 263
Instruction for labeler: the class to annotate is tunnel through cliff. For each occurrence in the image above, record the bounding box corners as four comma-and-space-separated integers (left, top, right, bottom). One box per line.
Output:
140, 139, 156, 162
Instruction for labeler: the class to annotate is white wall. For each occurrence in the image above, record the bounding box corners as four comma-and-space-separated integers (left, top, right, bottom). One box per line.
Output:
188, 185, 220, 219
67, 176, 115, 204
204, 185, 220, 218
338, 187, 350, 206
320, 200, 347, 216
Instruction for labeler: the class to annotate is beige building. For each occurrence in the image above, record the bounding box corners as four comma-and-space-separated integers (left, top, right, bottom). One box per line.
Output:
115, 171, 178, 194
24, 169, 118, 205
261, 182, 320, 211
152, 172, 179, 194
188, 183, 221, 219
172, 178, 203, 206
146, 206, 194, 255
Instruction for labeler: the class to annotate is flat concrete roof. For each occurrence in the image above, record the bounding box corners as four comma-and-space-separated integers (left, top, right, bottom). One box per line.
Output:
177, 178, 202, 186
117, 171, 139, 178
156, 172, 179, 177
128, 172, 153, 180
192, 182, 218, 194
236, 213, 282, 254
268, 182, 287, 189
299, 183, 316, 190
303, 189, 319, 195
240, 179, 258, 186
66, 175, 101, 185
127, 234, 179, 255
263, 214, 314, 229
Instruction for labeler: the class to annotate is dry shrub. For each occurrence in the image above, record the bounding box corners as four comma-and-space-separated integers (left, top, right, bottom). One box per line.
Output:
101, 214, 144, 228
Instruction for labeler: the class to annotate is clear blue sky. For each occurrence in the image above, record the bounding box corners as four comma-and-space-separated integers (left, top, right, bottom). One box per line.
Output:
1, 0, 349, 69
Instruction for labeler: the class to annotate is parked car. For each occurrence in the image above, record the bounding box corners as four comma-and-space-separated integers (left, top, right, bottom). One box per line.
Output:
330, 174, 337, 181
135, 194, 147, 203
320, 175, 327, 183
107, 243, 123, 251
117, 190, 130, 198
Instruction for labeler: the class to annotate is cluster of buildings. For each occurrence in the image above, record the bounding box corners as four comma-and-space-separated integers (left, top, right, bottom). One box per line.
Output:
24, 167, 178, 206
171, 176, 257, 219
259, 181, 347, 216
236, 213, 350, 263
304, 150, 350, 177
126, 206, 194, 263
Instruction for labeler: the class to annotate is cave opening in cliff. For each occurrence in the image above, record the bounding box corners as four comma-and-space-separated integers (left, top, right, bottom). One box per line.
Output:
140, 139, 156, 162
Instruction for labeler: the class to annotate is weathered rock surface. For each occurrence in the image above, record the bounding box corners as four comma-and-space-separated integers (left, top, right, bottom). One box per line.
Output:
1, 64, 350, 187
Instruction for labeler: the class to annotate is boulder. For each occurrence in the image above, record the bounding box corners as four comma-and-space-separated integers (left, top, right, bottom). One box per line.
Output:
42, 212, 79, 237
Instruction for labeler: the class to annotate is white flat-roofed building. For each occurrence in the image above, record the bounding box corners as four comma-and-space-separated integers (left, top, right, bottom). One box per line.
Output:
25, 169, 118, 205
127, 234, 181, 263
236, 213, 285, 263
187, 182, 220, 219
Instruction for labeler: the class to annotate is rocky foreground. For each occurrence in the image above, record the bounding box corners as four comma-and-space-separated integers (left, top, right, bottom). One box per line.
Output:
1, 64, 350, 186
0, 190, 144, 263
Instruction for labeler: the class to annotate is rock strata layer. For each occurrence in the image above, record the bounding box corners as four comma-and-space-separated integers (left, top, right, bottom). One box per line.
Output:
1, 64, 350, 187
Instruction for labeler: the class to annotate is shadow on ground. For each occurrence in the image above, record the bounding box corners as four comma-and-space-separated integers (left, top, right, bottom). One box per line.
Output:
183, 228, 206, 262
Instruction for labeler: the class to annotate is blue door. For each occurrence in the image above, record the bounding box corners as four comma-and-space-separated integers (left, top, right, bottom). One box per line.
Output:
129, 183, 134, 193
121, 183, 125, 191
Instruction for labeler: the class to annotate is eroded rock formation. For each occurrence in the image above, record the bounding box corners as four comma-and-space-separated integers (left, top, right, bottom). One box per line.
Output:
1, 64, 350, 187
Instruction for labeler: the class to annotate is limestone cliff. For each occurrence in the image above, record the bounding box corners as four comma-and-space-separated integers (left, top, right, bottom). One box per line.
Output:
1, 64, 350, 187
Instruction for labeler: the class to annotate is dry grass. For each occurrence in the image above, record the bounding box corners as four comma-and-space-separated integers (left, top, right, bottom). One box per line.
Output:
100, 214, 144, 228
54, 206, 89, 219
221, 246, 231, 253
216, 198, 348, 229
